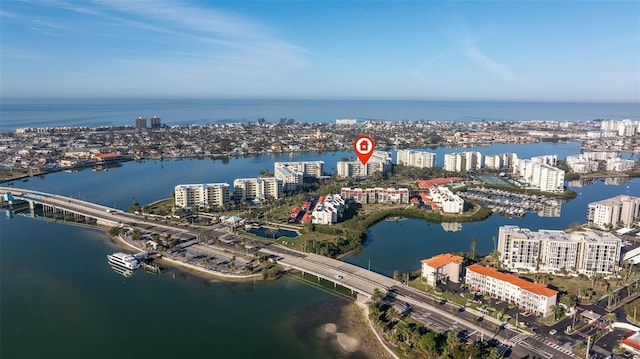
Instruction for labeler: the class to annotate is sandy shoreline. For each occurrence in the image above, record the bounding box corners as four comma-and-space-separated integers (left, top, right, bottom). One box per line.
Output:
109, 231, 396, 358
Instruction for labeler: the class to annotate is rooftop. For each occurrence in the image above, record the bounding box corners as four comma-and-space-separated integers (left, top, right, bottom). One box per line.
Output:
422, 253, 463, 268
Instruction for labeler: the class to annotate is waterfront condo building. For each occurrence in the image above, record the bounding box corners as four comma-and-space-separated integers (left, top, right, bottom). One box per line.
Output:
424, 186, 465, 214
396, 149, 437, 169
340, 187, 410, 204
513, 159, 565, 193
274, 161, 324, 178
233, 177, 283, 202
311, 194, 345, 225
337, 151, 392, 178
484, 153, 518, 170
274, 165, 303, 191
606, 158, 635, 172
421, 253, 463, 287
443, 151, 482, 172
587, 195, 640, 229
465, 264, 558, 317
174, 183, 230, 209
530, 154, 557, 166
498, 225, 622, 275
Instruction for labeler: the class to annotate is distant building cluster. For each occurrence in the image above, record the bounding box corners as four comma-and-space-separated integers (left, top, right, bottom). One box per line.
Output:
337, 151, 392, 178
600, 119, 639, 137
134, 116, 162, 129
340, 187, 410, 204
498, 225, 621, 275
396, 149, 436, 169
566, 151, 620, 174
335, 118, 357, 126
587, 195, 640, 230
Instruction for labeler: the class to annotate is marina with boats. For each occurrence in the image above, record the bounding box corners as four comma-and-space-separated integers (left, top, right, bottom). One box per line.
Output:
458, 187, 562, 217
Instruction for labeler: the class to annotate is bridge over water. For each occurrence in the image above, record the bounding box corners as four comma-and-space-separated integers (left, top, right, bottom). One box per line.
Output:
1, 186, 574, 359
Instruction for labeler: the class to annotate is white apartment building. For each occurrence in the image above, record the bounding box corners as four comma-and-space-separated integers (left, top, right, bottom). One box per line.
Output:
587, 195, 640, 229
421, 253, 463, 287
443, 151, 482, 172
530, 155, 557, 166
311, 194, 345, 225
484, 153, 518, 170
174, 183, 230, 209
233, 177, 283, 201
337, 151, 392, 177
274, 165, 303, 191
340, 187, 410, 204
426, 186, 465, 214
465, 264, 558, 317
498, 225, 622, 275
606, 158, 635, 172
274, 161, 324, 178
513, 159, 565, 192
396, 149, 436, 169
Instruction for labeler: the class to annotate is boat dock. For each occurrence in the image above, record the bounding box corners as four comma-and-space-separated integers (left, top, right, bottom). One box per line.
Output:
458, 187, 561, 217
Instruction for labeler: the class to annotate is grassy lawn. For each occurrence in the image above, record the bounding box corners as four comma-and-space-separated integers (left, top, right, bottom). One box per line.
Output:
519, 272, 640, 302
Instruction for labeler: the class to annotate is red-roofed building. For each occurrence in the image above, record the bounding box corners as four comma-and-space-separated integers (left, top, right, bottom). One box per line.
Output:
415, 177, 464, 189
465, 264, 558, 317
92, 152, 122, 163
300, 212, 311, 224
620, 332, 640, 354
421, 253, 464, 286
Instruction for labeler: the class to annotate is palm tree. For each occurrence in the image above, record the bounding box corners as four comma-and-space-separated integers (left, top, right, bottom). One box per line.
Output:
469, 237, 477, 260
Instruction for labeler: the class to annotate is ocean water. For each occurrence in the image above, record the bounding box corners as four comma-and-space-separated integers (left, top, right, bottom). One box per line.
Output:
1, 98, 639, 132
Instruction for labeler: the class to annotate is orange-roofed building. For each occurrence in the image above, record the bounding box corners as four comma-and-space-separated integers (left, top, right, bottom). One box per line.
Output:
415, 177, 463, 189
421, 253, 464, 286
465, 263, 558, 317
620, 331, 640, 354
92, 152, 122, 163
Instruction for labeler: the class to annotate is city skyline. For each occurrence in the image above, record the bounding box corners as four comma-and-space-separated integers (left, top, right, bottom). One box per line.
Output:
1, 0, 639, 102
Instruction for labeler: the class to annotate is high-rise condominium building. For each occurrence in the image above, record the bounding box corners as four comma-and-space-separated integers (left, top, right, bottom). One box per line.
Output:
587, 195, 640, 229
497, 225, 621, 275
174, 183, 230, 209
396, 149, 436, 169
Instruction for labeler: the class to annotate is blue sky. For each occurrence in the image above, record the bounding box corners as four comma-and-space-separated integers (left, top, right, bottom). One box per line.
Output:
1, 0, 639, 101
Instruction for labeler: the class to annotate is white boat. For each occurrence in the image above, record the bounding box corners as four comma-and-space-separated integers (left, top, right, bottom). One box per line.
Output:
107, 252, 140, 270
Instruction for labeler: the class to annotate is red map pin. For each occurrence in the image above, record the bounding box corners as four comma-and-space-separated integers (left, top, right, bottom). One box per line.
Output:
354, 135, 375, 165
